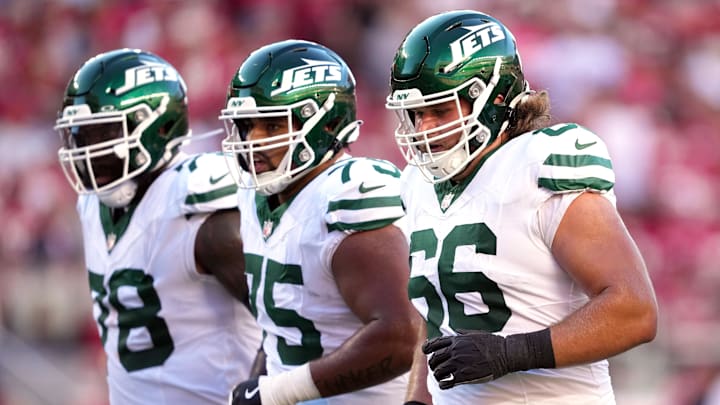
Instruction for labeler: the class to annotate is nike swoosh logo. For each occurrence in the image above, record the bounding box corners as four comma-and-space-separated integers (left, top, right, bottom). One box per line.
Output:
358, 182, 385, 193
244, 386, 260, 399
575, 139, 597, 150
209, 173, 229, 184
439, 373, 455, 382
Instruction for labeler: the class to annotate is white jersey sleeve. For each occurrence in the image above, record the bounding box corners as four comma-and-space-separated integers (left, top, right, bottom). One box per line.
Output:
324, 157, 405, 231
176, 152, 239, 214
321, 157, 405, 273
531, 123, 618, 246
532, 123, 615, 195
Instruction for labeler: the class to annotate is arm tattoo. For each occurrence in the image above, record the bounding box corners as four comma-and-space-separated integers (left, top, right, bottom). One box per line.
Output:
318, 356, 395, 394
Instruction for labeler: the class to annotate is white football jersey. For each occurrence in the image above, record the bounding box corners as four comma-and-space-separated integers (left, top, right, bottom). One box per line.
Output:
402, 124, 618, 404
77, 152, 262, 405
238, 154, 408, 404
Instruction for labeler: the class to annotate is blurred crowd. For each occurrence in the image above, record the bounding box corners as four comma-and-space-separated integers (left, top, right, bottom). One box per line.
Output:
1, 0, 719, 404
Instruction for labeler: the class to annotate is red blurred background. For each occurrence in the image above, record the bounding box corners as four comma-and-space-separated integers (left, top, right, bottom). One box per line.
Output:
1, 1, 719, 404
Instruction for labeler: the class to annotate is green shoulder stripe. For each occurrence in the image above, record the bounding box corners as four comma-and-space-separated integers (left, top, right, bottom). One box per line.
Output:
543, 154, 612, 169
539, 153, 614, 192
327, 196, 403, 213
538, 177, 614, 192
185, 184, 237, 205
327, 216, 401, 233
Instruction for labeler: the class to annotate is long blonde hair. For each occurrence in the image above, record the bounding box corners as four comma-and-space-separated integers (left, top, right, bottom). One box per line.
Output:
506, 90, 552, 139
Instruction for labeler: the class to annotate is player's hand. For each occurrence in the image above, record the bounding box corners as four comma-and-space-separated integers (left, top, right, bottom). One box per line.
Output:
422, 330, 510, 389
228, 377, 262, 405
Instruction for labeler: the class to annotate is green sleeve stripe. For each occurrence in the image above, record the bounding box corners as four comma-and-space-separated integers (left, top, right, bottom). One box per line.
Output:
538, 177, 614, 192
341, 160, 356, 183
532, 123, 579, 136
543, 154, 612, 169
185, 184, 237, 205
372, 163, 401, 178
327, 216, 401, 233
327, 196, 403, 213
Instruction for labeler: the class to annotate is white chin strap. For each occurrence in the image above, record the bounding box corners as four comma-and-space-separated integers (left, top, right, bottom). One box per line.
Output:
254, 174, 292, 196
424, 147, 469, 179
97, 181, 138, 208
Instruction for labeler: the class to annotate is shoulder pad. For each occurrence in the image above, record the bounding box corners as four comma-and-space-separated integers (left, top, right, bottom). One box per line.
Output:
176, 152, 238, 214
532, 123, 615, 194
323, 157, 404, 233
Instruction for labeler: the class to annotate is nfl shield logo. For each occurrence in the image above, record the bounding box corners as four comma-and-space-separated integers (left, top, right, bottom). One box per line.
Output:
440, 193, 454, 210
262, 220, 273, 238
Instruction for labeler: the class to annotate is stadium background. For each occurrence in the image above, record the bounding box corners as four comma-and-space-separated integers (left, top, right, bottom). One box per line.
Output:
1, 0, 719, 403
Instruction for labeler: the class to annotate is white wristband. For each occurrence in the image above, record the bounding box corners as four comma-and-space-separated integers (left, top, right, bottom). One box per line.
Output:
258, 363, 321, 405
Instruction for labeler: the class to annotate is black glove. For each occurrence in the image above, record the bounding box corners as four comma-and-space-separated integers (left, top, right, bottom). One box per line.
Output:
422, 329, 555, 390
228, 377, 262, 405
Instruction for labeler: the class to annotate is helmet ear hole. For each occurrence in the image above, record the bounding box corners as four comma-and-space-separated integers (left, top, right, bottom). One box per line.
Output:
160, 119, 176, 138
325, 117, 343, 135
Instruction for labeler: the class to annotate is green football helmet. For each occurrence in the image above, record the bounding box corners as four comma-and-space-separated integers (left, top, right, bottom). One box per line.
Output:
220, 39, 360, 196
54, 48, 189, 207
386, 10, 530, 183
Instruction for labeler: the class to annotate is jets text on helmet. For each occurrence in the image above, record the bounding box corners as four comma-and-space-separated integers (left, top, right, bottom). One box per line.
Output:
444, 22, 506, 73
115, 64, 180, 95
270, 58, 342, 96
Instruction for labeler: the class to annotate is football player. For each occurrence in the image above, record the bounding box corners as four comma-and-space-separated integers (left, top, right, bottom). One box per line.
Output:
220, 40, 421, 405
54, 48, 262, 404
385, 10, 658, 405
